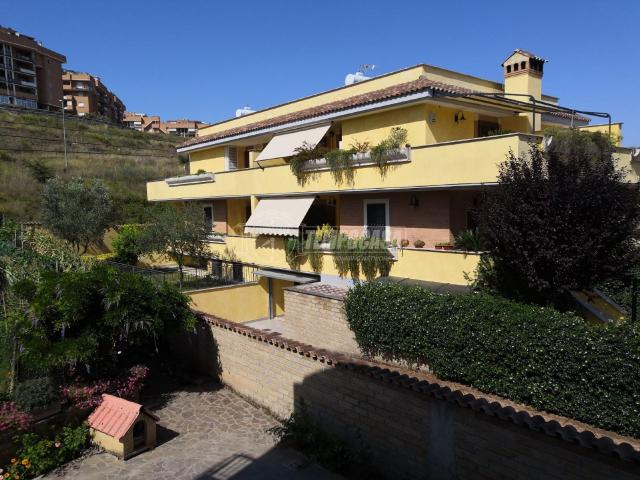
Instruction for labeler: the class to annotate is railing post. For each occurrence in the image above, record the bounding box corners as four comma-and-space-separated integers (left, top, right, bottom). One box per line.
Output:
632, 278, 638, 323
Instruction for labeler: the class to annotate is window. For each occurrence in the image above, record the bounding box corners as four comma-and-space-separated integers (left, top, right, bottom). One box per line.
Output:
225, 146, 238, 171
363, 199, 390, 241
203, 205, 214, 231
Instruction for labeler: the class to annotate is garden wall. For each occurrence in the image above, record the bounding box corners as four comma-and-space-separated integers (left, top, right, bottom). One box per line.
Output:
176, 315, 640, 480
283, 284, 359, 355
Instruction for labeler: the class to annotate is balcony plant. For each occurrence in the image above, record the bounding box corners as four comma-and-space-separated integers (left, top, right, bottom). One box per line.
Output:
325, 148, 356, 185
400, 239, 410, 248
370, 127, 407, 177
454, 229, 486, 252
284, 237, 303, 270
435, 242, 454, 250
413, 239, 425, 248
290, 142, 326, 186
332, 234, 393, 281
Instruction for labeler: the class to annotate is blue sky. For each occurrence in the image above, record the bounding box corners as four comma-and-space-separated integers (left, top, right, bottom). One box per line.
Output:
7, 0, 640, 145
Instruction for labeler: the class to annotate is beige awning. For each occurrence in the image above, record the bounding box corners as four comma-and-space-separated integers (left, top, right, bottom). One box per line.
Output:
244, 196, 315, 236
255, 124, 331, 162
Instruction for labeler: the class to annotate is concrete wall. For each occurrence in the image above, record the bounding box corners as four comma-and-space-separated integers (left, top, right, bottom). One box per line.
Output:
187, 282, 268, 322
283, 287, 359, 355
178, 318, 640, 480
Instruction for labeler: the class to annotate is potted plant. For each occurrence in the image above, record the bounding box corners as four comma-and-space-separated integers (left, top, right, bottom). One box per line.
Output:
413, 239, 425, 248
400, 238, 410, 248
350, 139, 370, 163
435, 242, 454, 250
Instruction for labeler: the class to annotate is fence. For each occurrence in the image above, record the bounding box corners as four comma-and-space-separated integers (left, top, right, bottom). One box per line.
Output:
105, 258, 258, 290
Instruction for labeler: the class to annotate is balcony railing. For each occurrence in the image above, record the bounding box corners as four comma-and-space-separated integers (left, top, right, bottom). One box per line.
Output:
105, 259, 258, 290
148, 133, 537, 201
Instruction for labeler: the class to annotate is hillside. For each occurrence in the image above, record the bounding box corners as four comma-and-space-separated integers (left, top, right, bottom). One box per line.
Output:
0, 107, 184, 222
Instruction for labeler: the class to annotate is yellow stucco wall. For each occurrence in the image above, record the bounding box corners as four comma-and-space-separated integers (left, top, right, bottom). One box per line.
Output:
204, 236, 480, 286
578, 123, 623, 146
190, 146, 226, 173
148, 134, 533, 201
226, 198, 250, 235
187, 282, 268, 322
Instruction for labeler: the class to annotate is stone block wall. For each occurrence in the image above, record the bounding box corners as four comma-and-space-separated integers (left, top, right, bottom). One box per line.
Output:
283, 284, 359, 355
178, 316, 640, 480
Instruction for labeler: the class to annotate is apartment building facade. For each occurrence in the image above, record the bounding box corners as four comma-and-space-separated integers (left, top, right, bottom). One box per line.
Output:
62, 71, 125, 123
0, 26, 66, 110
147, 50, 636, 319
123, 112, 206, 136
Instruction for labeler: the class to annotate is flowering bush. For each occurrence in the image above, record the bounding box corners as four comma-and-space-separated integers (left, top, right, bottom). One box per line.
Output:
2, 424, 88, 479
61, 365, 149, 409
0, 402, 31, 433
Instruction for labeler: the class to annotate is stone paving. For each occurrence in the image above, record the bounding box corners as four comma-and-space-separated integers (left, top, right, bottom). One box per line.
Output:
47, 385, 341, 480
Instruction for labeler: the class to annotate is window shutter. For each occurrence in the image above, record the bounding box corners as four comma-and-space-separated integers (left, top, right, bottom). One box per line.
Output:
225, 146, 238, 171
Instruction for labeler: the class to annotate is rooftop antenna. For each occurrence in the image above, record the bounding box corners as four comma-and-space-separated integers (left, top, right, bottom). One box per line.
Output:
358, 64, 376, 75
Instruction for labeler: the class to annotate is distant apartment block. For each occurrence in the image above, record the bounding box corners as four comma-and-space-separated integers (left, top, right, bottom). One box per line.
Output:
62, 71, 125, 123
0, 26, 66, 110
123, 112, 207, 136
163, 119, 207, 136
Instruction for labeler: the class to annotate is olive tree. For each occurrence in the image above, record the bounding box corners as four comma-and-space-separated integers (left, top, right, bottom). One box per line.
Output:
478, 129, 640, 305
141, 203, 211, 287
40, 177, 114, 254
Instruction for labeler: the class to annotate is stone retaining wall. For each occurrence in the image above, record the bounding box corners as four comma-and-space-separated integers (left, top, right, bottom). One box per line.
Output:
176, 315, 640, 480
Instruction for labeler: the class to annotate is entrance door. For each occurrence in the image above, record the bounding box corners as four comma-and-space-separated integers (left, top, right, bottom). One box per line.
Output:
132, 420, 145, 450
364, 200, 389, 241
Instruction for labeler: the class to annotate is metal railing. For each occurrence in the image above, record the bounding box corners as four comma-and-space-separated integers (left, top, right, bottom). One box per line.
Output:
105, 258, 258, 290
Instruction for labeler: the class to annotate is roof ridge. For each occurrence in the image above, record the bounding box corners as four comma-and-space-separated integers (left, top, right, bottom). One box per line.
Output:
178, 76, 475, 150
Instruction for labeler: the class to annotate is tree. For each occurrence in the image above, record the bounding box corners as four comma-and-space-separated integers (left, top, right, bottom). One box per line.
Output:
13, 263, 195, 376
40, 177, 113, 254
141, 203, 211, 287
478, 129, 640, 305
112, 224, 144, 265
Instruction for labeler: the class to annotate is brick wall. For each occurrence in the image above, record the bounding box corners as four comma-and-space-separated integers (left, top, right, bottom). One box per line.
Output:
283, 286, 359, 355
175, 317, 640, 480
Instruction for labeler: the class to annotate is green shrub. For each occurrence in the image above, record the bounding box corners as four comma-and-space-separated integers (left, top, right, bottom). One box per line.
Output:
14, 378, 57, 412
344, 282, 640, 437
269, 407, 374, 476
6, 424, 88, 478
112, 224, 144, 264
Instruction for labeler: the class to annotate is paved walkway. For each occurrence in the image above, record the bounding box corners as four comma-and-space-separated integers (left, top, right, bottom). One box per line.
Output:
48, 385, 341, 480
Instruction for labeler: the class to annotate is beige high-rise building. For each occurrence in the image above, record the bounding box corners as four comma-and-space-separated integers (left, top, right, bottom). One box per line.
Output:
0, 26, 66, 110
62, 71, 125, 123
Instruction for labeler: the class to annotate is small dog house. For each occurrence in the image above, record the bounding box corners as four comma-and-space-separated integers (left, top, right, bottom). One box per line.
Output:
88, 394, 159, 459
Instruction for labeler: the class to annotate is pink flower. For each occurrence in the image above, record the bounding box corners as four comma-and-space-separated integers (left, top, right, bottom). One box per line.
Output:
54, 442, 61, 448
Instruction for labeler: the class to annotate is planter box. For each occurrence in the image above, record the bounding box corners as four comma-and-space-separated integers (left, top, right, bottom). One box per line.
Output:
435, 245, 454, 250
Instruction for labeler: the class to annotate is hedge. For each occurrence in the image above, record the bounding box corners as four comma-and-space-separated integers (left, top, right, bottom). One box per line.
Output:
344, 282, 640, 438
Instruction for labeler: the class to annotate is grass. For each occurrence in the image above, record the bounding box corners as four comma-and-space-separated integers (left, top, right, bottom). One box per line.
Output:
0, 108, 185, 222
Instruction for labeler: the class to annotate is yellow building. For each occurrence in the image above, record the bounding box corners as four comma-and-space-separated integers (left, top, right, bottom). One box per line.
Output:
147, 49, 637, 320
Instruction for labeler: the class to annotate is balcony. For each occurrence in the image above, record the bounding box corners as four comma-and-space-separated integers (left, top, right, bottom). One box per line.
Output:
203, 235, 481, 286
148, 133, 537, 201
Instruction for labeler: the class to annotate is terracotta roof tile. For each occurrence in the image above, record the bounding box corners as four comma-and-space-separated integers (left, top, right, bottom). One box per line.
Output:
178, 77, 475, 150
198, 311, 640, 463
87, 394, 158, 440
546, 111, 591, 123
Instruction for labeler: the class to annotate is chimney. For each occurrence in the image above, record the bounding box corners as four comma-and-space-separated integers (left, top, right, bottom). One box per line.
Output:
501, 49, 546, 132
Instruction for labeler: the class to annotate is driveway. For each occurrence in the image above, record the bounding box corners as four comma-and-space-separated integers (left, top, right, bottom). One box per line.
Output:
48, 385, 341, 480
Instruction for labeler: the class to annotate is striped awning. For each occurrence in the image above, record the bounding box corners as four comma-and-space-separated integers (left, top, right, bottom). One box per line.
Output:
244, 196, 315, 237
255, 124, 330, 162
